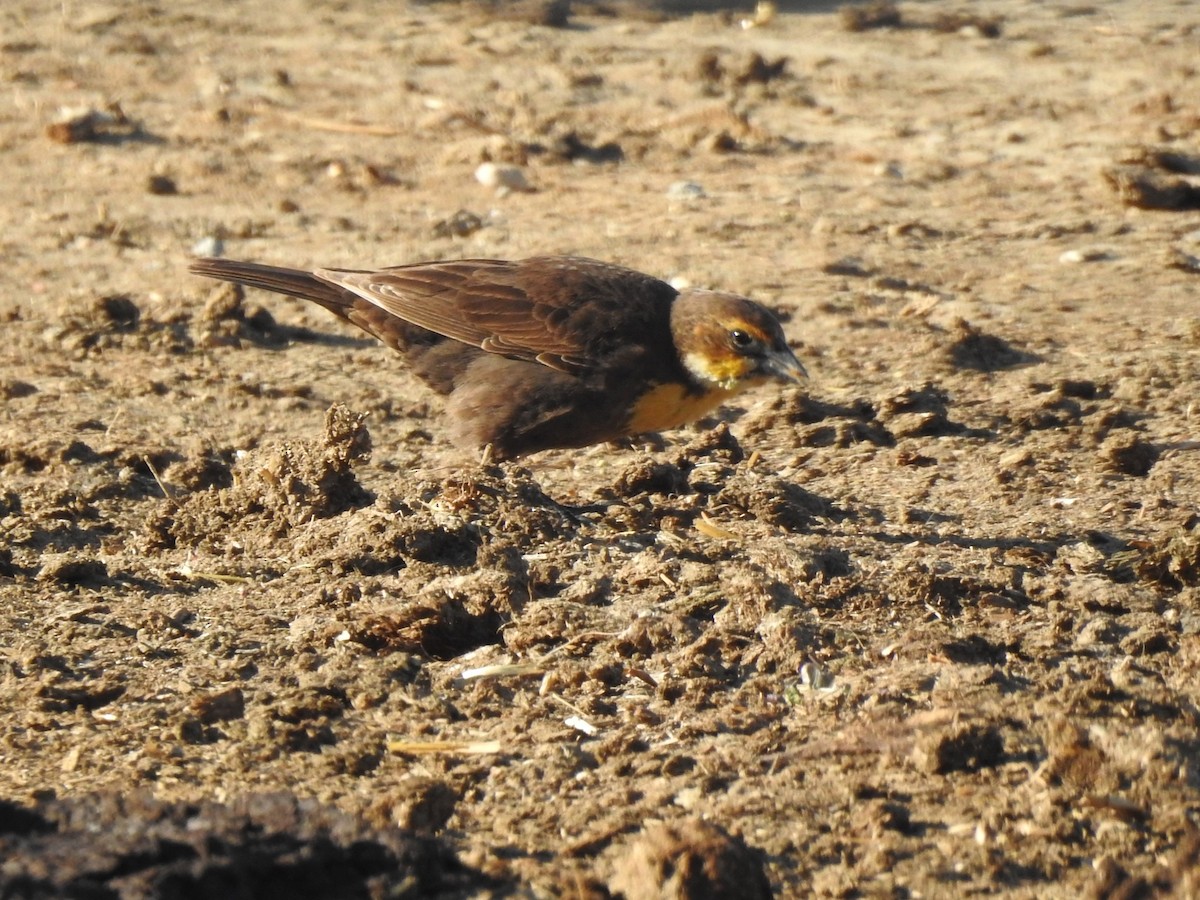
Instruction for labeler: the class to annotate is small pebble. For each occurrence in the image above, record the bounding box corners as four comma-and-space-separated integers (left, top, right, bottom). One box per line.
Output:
475, 162, 533, 194
147, 175, 178, 195
1165, 248, 1200, 273
666, 180, 705, 200
432, 209, 485, 239
1059, 248, 1109, 264
192, 236, 224, 258
740, 0, 777, 30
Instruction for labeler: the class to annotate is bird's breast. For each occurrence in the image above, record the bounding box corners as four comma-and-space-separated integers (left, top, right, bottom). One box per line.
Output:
625, 382, 738, 434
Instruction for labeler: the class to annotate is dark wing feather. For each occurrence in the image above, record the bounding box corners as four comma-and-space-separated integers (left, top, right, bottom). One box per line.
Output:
316, 256, 678, 376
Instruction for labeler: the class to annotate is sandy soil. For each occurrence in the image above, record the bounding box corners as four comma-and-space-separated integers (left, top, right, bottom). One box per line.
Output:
2, 0, 1200, 896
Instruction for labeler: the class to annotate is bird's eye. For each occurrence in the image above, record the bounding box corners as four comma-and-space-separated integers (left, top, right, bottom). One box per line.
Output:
729, 328, 754, 348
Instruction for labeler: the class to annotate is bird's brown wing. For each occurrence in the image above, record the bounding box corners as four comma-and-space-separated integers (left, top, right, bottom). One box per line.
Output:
316, 256, 677, 377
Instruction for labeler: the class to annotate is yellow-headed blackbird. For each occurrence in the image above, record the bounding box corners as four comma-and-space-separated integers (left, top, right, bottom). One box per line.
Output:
189, 255, 806, 460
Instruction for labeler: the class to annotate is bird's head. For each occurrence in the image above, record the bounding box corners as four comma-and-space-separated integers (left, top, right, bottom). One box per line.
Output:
672, 290, 807, 392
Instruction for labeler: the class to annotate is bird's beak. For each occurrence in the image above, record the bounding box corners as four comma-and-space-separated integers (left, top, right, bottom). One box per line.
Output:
763, 346, 808, 383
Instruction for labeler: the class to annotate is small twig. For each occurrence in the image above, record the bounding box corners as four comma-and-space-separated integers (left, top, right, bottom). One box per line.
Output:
456, 662, 544, 685
694, 513, 738, 541
260, 107, 407, 136
545, 692, 591, 719
535, 630, 620, 662
142, 455, 175, 506
177, 570, 256, 585
103, 405, 124, 439
386, 738, 502, 756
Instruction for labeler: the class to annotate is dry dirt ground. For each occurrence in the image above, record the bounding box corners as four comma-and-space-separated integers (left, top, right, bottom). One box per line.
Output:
2, 0, 1200, 897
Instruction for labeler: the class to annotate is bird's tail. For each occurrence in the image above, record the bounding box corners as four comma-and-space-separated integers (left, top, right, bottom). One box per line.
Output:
189, 258, 354, 316
189, 257, 434, 357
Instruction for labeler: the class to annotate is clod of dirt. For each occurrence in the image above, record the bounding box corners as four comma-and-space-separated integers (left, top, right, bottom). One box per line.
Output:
697, 50, 723, 85
609, 819, 773, 900
421, 464, 581, 544
911, 721, 1004, 774
878, 384, 951, 420
245, 685, 351, 756
612, 458, 691, 498
675, 423, 745, 467
896, 448, 936, 467
734, 52, 790, 86
96, 294, 141, 329
1118, 146, 1200, 176
146, 173, 178, 195
884, 411, 960, 440
477, 0, 572, 27
1086, 829, 1200, 900
1011, 392, 1085, 432
0, 489, 22, 518
736, 391, 823, 428
889, 564, 1013, 617
700, 51, 792, 90
166, 448, 235, 492
877, 383, 968, 438
1, 379, 38, 399
366, 778, 460, 833
1058, 378, 1103, 400
158, 404, 372, 551
35, 554, 108, 587
1042, 720, 1118, 794
840, 3, 1001, 36
822, 256, 873, 277
431, 208, 485, 238
947, 319, 1036, 372
853, 797, 914, 840
0, 791, 490, 898
44, 104, 136, 144
546, 130, 625, 164
535, 0, 572, 28
742, 392, 895, 450
928, 11, 1003, 37
610, 425, 747, 499
197, 281, 283, 346
713, 470, 827, 533
1101, 434, 1159, 476
615, 613, 703, 659
347, 595, 504, 660
1165, 247, 1200, 273
1103, 165, 1200, 211
1133, 520, 1200, 589
1120, 623, 1174, 656
40, 294, 155, 357
37, 680, 125, 714
1076, 614, 1125, 649
190, 686, 246, 724
841, 1, 902, 31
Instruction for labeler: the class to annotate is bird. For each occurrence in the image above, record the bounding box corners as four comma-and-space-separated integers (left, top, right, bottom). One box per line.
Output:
188, 254, 807, 460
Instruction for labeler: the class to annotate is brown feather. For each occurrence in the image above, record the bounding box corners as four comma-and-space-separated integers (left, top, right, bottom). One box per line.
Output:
316, 256, 677, 376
